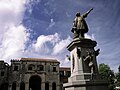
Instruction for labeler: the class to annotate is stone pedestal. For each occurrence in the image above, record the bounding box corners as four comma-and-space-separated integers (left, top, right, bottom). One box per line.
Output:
64, 79, 108, 90
63, 38, 108, 90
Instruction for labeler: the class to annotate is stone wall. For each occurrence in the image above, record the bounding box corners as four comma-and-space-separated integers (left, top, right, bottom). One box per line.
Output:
0, 58, 61, 90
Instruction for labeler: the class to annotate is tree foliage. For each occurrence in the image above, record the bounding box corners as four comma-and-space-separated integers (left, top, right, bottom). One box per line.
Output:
98, 63, 115, 90
115, 65, 120, 87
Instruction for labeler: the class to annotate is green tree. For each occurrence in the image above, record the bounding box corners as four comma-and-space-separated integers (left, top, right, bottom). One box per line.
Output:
98, 63, 115, 90
115, 65, 120, 87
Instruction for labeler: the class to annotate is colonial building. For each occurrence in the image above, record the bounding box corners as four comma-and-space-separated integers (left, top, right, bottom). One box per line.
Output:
0, 58, 63, 90
0, 61, 9, 90
59, 67, 70, 83
59, 67, 70, 90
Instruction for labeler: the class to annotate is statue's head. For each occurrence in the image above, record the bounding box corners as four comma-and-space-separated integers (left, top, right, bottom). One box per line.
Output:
76, 12, 80, 17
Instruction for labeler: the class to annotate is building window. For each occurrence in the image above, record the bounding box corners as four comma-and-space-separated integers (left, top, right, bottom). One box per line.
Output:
45, 82, 49, 90
20, 82, 25, 90
60, 71, 64, 77
28, 64, 35, 71
52, 82, 56, 90
14, 66, 18, 71
12, 82, 16, 90
66, 71, 71, 77
28, 66, 32, 70
1, 71, 4, 76
37, 65, 44, 71
53, 67, 56, 72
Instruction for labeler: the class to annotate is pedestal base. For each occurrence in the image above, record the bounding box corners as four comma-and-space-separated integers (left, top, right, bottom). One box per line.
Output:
63, 74, 108, 90
63, 79, 108, 90
64, 38, 108, 90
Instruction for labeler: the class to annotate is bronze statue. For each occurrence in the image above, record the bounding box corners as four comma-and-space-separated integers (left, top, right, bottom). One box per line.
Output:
72, 8, 93, 38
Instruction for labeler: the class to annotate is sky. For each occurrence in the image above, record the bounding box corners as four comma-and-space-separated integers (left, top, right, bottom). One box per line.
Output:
0, 0, 120, 72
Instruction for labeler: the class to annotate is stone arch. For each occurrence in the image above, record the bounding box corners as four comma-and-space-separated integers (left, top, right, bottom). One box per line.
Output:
29, 75, 41, 90
52, 82, 56, 90
20, 82, 25, 90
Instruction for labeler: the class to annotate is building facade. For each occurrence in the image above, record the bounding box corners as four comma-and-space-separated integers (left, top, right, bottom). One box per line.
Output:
0, 58, 61, 90
59, 67, 70, 90
59, 67, 70, 83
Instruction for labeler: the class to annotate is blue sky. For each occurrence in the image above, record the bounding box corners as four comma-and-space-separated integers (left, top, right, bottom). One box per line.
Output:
0, 0, 120, 72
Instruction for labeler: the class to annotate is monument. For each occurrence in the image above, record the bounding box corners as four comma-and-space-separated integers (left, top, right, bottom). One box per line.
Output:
63, 8, 108, 90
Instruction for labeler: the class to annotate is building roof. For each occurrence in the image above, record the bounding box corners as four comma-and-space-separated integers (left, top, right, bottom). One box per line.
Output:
0, 61, 4, 62
20, 58, 60, 63
59, 67, 70, 71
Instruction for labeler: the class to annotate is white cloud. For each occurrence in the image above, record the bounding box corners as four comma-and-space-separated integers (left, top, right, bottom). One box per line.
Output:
53, 36, 71, 55
0, 0, 30, 63
0, 0, 26, 24
0, 24, 29, 63
32, 33, 59, 53
31, 33, 72, 55
24, 33, 72, 65
0, 0, 71, 65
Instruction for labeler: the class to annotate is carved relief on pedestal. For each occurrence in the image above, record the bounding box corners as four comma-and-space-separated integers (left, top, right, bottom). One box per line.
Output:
77, 47, 81, 59
84, 50, 94, 73
83, 49, 100, 74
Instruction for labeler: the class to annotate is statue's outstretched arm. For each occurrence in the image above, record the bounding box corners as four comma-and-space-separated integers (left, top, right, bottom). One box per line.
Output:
83, 8, 93, 18
86, 8, 93, 15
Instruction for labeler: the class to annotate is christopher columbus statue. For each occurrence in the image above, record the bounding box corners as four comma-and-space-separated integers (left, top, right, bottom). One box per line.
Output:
72, 8, 93, 39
